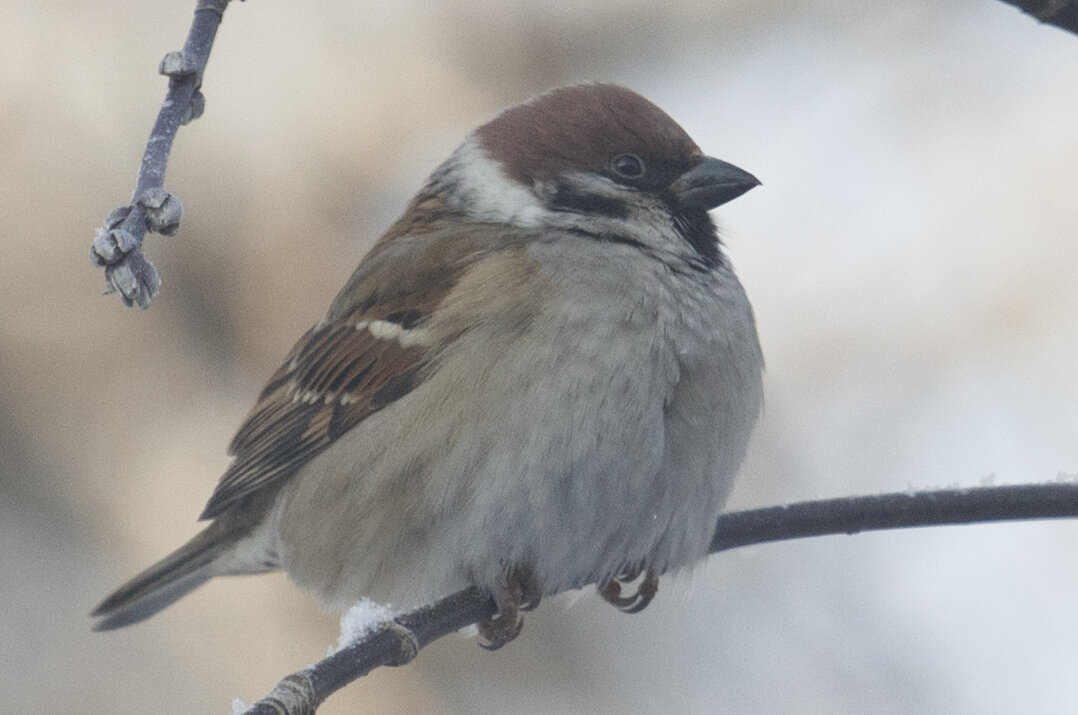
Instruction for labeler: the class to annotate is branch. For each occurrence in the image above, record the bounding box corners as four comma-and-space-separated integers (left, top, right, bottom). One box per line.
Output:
86, 0, 1076, 312
998, 0, 1078, 34
240, 481, 1078, 715
88, 0, 233, 308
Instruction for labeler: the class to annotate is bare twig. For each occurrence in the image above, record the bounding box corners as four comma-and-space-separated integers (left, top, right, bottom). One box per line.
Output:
89, 0, 233, 308
708, 481, 1078, 550
243, 590, 492, 715
84, 0, 1074, 708
241, 481, 1078, 715
85, 0, 1075, 311
998, 0, 1078, 34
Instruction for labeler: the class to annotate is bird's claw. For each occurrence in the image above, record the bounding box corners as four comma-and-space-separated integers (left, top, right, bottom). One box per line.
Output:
477, 565, 540, 650
599, 567, 659, 614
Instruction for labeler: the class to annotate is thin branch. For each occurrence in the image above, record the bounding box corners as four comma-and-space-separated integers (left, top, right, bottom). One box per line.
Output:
86, 0, 1075, 705
241, 481, 1078, 714
88, 0, 233, 308
999, 0, 1078, 34
709, 481, 1078, 550
243, 590, 496, 715
86, 0, 1076, 312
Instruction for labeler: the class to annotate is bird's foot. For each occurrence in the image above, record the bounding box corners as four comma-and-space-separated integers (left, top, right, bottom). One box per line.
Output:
478, 565, 540, 650
599, 566, 659, 614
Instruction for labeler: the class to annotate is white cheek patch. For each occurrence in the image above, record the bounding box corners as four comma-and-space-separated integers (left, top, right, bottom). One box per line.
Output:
442, 136, 549, 227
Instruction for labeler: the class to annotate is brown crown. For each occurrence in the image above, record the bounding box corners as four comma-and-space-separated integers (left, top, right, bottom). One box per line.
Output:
476, 83, 703, 188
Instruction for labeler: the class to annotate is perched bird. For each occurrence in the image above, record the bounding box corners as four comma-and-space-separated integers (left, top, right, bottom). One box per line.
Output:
92, 83, 763, 648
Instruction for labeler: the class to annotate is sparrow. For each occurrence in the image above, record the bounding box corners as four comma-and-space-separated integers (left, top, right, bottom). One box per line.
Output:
92, 83, 764, 648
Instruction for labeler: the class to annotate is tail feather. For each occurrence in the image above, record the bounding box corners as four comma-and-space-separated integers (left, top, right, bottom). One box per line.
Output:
92, 524, 228, 631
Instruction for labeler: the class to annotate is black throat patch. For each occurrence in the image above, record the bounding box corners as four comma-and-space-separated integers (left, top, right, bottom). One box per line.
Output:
672, 209, 722, 270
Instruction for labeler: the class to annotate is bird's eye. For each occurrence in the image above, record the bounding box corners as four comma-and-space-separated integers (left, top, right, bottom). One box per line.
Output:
610, 153, 646, 180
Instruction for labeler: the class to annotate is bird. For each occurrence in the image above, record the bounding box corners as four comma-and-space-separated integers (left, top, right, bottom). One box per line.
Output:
92, 82, 764, 649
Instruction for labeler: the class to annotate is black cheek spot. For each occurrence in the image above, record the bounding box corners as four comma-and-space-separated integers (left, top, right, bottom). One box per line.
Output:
547, 181, 629, 219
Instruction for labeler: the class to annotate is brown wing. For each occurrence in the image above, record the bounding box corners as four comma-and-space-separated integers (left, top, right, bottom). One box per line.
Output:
198, 314, 426, 520
198, 212, 514, 521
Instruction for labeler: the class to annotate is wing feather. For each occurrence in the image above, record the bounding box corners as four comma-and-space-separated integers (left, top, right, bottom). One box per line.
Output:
199, 320, 427, 519
197, 219, 513, 521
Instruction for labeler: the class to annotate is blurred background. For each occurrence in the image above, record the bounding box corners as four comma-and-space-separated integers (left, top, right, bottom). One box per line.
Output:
2, 0, 1076, 712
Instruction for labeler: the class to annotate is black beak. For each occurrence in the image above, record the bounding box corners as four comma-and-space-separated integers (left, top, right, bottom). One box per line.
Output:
671, 156, 760, 211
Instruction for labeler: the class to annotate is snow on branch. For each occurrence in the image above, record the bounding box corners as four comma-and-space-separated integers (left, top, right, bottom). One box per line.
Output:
239, 481, 1078, 715
84, 0, 1077, 707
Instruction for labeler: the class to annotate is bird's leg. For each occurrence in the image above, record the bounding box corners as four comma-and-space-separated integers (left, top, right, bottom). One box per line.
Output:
599, 565, 659, 614
478, 565, 540, 650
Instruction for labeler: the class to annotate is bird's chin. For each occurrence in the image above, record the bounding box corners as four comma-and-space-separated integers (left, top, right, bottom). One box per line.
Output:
671, 209, 723, 269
